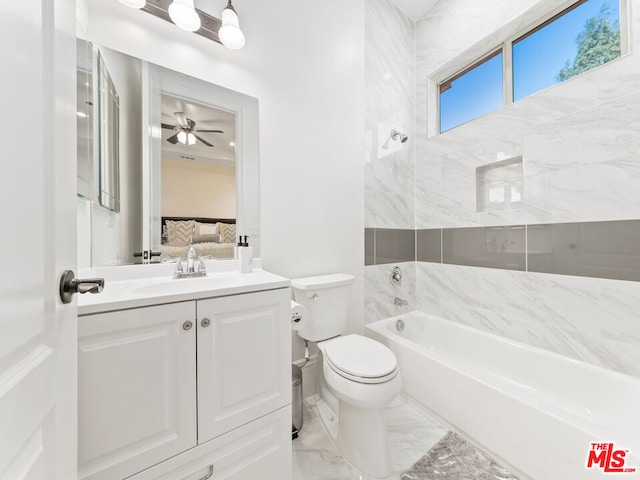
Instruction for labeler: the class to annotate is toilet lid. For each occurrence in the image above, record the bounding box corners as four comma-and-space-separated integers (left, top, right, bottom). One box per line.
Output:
324, 334, 397, 379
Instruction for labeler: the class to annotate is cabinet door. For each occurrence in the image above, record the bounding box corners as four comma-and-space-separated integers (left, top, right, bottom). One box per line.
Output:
78, 302, 197, 480
197, 289, 291, 443
127, 406, 292, 480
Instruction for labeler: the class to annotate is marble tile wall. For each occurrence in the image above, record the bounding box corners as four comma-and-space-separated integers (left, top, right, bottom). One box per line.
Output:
365, 0, 416, 321
409, 0, 640, 376
366, 261, 416, 323
365, 0, 415, 230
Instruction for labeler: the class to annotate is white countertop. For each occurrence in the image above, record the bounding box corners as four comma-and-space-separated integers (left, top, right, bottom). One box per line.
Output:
78, 260, 290, 315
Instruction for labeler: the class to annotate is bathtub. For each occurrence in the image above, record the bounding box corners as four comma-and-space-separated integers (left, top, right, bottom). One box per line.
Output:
365, 311, 640, 480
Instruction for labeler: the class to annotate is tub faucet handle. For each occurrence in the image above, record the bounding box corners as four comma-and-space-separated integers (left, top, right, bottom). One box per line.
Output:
390, 267, 402, 286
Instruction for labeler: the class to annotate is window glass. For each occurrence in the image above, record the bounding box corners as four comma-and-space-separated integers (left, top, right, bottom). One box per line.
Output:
513, 0, 620, 101
439, 51, 503, 133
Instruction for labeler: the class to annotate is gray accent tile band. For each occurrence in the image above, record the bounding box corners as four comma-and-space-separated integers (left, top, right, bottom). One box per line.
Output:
527, 220, 640, 281
443, 225, 526, 271
375, 228, 416, 265
417, 229, 442, 263
366, 219, 640, 282
365, 228, 375, 266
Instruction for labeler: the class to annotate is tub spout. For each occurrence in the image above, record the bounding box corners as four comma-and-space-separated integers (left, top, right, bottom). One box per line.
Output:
394, 297, 408, 306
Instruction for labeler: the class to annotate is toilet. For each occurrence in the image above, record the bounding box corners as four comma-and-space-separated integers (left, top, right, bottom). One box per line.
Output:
291, 273, 402, 479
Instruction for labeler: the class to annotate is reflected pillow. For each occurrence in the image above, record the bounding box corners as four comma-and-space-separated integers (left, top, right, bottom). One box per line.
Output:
197, 222, 219, 235
192, 234, 221, 244
166, 220, 195, 246
217, 222, 236, 244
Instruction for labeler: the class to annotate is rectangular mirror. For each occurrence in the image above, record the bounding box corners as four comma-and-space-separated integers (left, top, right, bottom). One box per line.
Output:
76, 40, 260, 267
97, 50, 121, 212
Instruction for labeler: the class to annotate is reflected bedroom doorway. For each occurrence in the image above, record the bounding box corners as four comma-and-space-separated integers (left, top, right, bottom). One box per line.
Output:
159, 94, 237, 261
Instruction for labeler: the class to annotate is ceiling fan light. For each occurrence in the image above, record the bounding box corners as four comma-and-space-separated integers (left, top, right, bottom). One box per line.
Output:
219, 1, 245, 49
187, 133, 196, 146
177, 130, 187, 144
119, 0, 146, 8
168, 0, 201, 32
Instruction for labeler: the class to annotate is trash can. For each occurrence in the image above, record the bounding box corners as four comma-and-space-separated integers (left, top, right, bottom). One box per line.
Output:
292, 364, 303, 439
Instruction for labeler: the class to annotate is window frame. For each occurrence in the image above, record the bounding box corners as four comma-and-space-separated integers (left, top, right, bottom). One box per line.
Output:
433, 0, 630, 135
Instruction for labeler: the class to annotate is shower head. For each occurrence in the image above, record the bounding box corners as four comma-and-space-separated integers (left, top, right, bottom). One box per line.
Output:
390, 129, 408, 143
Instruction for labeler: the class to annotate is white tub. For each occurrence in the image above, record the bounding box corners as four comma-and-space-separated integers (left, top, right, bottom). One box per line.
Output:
365, 311, 640, 480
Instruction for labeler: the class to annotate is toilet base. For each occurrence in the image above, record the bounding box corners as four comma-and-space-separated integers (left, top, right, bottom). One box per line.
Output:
316, 397, 396, 479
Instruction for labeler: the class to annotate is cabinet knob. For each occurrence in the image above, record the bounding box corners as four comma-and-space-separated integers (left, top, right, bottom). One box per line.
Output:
183, 321, 193, 331
201, 318, 211, 328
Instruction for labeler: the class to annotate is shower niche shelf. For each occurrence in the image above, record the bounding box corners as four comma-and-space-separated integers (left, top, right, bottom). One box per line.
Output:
476, 156, 523, 212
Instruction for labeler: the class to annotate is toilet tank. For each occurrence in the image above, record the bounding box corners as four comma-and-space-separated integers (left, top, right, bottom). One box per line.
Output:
291, 273, 355, 342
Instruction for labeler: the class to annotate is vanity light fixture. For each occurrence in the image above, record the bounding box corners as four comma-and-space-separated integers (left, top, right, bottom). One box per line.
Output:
218, 0, 245, 50
126, 0, 246, 50
168, 0, 201, 32
119, 0, 146, 8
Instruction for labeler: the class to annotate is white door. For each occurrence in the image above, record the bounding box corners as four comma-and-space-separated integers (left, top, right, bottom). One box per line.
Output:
0, 1, 77, 480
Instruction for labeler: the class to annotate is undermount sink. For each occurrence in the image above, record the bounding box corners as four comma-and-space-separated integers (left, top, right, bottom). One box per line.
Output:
133, 276, 233, 296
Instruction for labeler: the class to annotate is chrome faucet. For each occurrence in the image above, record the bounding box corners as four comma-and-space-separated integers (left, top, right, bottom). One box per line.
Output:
394, 297, 408, 306
187, 246, 196, 274
174, 247, 207, 279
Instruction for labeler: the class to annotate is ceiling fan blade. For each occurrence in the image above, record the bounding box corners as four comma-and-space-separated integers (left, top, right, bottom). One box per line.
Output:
166, 132, 180, 144
161, 123, 177, 130
194, 134, 214, 147
197, 129, 224, 134
174, 112, 189, 129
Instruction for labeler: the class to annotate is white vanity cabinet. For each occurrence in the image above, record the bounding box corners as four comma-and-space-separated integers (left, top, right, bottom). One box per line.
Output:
197, 290, 291, 443
78, 285, 291, 480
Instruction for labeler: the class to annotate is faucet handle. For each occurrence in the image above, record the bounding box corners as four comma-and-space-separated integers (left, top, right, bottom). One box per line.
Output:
175, 261, 184, 274
198, 257, 207, 273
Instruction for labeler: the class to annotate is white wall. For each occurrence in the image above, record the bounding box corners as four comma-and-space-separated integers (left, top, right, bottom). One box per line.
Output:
161, 159, 236, 218
85, 0, 365, 359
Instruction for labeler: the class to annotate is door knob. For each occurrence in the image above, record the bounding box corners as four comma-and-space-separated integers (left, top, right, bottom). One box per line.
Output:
59, 270, 105, 304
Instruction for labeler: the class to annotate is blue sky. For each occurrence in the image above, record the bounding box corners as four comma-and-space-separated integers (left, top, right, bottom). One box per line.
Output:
440, 0, 619, 133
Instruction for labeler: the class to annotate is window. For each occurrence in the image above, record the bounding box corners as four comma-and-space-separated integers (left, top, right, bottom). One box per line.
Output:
438, 0, 623, 133
513, 0, 620, 101
439, 50, 503, 133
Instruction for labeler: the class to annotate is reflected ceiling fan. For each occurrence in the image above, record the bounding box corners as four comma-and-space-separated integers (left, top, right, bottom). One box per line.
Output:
161, 112, 224, 147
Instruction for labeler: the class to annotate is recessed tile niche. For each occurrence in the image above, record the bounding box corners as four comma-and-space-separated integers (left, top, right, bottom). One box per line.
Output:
476, 156, 523, 212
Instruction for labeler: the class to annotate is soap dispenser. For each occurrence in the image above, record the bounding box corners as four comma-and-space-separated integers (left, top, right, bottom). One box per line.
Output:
238, 236, 253, 273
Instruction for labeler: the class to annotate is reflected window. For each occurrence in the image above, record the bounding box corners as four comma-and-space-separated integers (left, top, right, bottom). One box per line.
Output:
476, 157, 524, 212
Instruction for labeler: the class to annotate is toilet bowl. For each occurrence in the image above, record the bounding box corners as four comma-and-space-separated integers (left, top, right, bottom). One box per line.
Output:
292, 273, 402, 479
318, 335, 402, 478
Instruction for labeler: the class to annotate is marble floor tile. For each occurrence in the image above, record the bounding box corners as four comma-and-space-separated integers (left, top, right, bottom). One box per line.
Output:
293, 395, 448, 480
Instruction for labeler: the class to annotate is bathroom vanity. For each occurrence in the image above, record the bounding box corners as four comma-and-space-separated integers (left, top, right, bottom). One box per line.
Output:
77, 262, 291, 480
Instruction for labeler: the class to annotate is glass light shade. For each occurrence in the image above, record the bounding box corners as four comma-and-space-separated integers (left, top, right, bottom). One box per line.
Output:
187, 133, 196, 146
168, 0, 201, 32
177, 131, 187, 144
119, 0, 146, 8
218, 3, 245, 49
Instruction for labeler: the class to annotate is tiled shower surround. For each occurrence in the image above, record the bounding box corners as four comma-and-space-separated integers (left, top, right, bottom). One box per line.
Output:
365, 0, 640, 379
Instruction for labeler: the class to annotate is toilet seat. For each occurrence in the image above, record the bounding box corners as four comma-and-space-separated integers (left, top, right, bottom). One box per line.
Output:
324, 334, 398, 384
